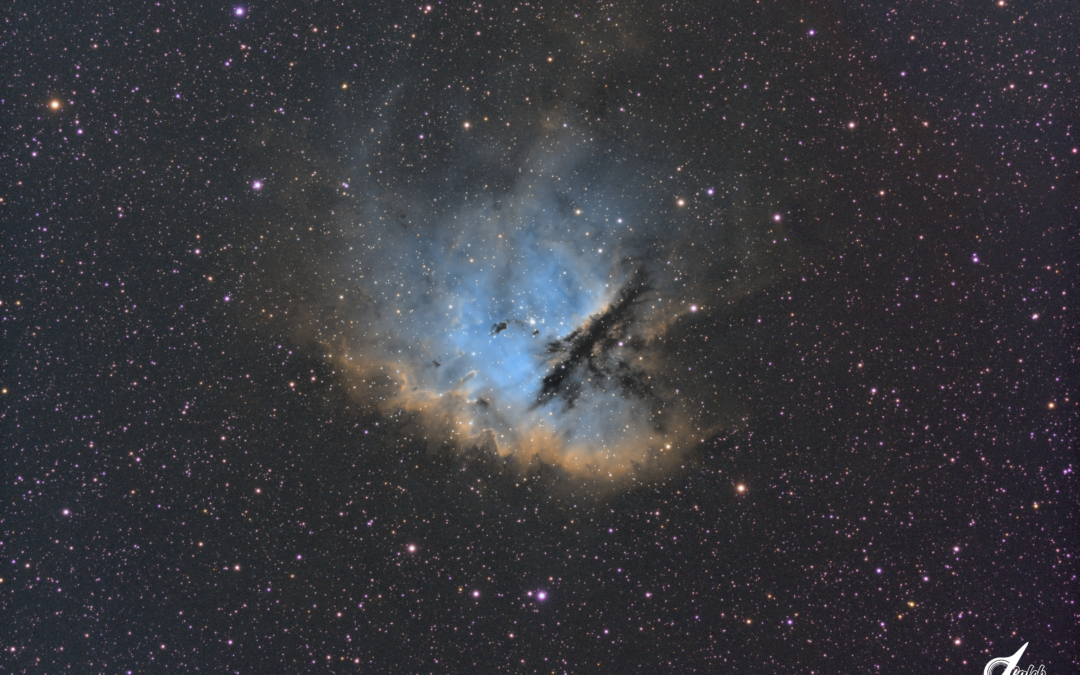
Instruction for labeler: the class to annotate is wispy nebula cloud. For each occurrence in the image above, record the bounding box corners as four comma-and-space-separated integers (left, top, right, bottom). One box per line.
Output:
319, 127, 731, 483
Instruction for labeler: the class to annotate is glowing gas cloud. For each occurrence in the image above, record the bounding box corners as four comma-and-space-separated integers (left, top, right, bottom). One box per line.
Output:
318, 127, 740, 483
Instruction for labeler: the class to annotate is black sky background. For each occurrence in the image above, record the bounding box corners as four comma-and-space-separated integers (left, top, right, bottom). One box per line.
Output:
2, 0, 1076, 672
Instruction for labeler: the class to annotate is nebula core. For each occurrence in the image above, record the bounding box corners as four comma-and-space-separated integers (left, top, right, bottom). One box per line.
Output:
304, 124, 761, 483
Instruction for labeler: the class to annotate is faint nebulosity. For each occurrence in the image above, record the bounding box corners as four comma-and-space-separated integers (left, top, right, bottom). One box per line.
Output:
3, 0, 1075, 672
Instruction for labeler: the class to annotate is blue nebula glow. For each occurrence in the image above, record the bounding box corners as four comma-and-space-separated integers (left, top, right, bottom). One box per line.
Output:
329, 136, 707, 479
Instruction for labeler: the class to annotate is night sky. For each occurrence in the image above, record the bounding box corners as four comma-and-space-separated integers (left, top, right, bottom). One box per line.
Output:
3, 0, 1076, 672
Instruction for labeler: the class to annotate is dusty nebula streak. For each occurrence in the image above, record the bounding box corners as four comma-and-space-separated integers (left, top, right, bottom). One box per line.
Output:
533, 267, 653, 411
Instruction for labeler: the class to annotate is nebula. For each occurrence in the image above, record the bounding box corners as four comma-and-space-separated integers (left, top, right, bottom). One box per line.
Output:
302, 123, 752, 484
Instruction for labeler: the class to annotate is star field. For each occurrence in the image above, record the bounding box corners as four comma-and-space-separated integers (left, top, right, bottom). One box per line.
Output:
2, 0, 1075, 672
